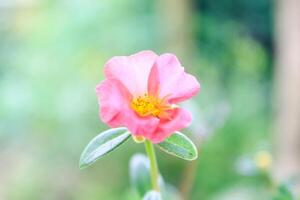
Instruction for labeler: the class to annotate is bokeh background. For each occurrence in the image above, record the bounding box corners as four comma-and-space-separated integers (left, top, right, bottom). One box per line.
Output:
1, 0, 299, 199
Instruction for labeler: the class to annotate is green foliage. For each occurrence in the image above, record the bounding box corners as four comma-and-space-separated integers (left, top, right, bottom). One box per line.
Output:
129, 153, 181, 200
129, 154, 152, 197
79, 127, 130, 169
273, 185, 294, 200
157, 132, 198, 161
143, 191, 162, 200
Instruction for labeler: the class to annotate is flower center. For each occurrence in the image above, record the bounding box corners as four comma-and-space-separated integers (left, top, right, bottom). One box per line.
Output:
130, 94, 173, 118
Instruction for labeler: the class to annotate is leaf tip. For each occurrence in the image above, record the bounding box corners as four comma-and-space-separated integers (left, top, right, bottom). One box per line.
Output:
79, 161, 87, 170
79, 157, 90, 170
188, 153, 198, 161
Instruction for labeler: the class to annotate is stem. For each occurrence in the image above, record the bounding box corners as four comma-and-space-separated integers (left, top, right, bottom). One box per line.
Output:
144, 140, 160, 191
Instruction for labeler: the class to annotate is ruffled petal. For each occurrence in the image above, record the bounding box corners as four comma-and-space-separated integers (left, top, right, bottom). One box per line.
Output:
152, 53, 200, 103
96, 78, 160, 137
124, 110, 160, 139
95, 78, 132, 127
97, 51, 199, 144
104, 50, 158, 96
149, 108, 192, 143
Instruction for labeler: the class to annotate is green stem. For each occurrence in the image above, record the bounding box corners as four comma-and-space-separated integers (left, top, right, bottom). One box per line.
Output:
144, 140, 160, 191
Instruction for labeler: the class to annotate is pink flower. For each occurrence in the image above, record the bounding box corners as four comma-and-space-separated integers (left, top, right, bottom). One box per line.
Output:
96, 50, 200, 143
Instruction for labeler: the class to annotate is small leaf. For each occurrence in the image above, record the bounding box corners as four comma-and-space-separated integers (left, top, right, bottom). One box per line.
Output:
157, 132, 198, 161
129, 154, 165, 198
143, 191, 162, 200
79, 127, 130, 169
129, 154, 152, 197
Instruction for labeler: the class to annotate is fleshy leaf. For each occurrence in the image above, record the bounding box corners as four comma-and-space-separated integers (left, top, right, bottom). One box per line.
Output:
143, 191, 162, 200
129, 154, 152, 197
79, 127, 130, 169
157, 131, 198, 161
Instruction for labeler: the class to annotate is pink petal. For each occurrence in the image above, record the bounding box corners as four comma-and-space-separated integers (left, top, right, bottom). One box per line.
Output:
151, 53, 200, 103
96, 78, 160, 137
149, 108, 192, 143
98, 51, 199, 143
147, 62, 160, 96
124, 110, 160, 139
95, 78, 132, 126
104, 50, 158, 96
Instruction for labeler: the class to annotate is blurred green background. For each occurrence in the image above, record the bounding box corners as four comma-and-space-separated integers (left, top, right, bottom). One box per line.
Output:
1, 0, 297, 199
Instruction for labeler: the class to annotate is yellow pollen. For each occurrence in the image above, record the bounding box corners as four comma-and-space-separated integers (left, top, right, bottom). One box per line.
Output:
130, 94, 173, 118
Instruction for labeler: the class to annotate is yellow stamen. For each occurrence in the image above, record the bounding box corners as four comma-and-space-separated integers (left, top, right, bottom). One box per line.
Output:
131, 94, 174, 118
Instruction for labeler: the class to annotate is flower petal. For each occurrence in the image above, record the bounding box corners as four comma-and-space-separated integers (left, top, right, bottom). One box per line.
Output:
96, 78, 160, 137
149, 108, 192, 143
104, 50, 158, 96
152, 53, 200, 103
95, 79, 132, 127
124, 110, 160, 139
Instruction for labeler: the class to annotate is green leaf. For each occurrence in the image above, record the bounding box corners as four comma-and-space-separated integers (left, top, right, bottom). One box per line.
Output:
79, 127, 130, 169
273, 185, 294, 200
157, 131, 198, 161
129, 154, 152, 197
143, 191, 162, 200
129, 154, 165, 198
